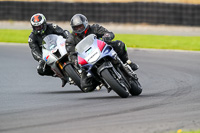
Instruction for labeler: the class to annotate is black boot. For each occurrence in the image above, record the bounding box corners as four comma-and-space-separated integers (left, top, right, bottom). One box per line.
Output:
61, 78, 68, 87
52, 74, 68, 87
113, 42, 139, 71
119, 53, 139, 71
127, 60, 139, 71
81, 71, 98, 92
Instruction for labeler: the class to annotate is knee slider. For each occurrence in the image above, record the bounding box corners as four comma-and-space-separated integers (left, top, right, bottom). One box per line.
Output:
116, 41, 127, 56
37, 66, 45, 76
82, 86, 96, 93
117, 41, 125, 50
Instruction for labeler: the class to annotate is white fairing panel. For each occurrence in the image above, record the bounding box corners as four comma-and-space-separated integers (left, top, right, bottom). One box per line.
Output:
42, 34, 67, 66
42, 49, 57, 65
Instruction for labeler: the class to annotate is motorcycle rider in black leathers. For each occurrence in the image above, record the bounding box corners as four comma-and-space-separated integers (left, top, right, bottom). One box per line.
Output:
28, 13, 69, 87
65, 14, 139, 92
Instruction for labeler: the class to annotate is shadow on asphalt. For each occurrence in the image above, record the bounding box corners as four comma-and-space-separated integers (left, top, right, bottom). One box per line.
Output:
31, 90, 83, 94
79, 95, 123, 100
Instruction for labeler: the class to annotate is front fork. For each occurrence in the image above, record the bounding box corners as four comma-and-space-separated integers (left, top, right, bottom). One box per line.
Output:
51, 61, 69, 82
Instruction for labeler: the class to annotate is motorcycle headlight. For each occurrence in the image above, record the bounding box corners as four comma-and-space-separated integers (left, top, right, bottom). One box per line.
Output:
85, 49, 101, 64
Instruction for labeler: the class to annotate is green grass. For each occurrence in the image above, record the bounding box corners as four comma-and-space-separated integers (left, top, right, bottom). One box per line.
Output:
0, 29, 31, 43
173, 129, 200, 133
114, 34, 200, 51
181, 131, 200, 133
0, 29, 200, 51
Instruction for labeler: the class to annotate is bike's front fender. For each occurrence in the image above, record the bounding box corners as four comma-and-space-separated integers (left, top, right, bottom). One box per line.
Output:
97, 61, 113, 75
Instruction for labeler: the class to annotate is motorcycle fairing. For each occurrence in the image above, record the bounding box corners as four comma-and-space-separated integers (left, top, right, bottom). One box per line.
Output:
76, 34, 117, 73
42, 34, 67, 65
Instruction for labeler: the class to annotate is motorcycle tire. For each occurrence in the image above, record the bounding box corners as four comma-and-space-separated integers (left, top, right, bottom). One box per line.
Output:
129, 79, 142, 96
64, 64, 83, 92
101, 68, 129, 98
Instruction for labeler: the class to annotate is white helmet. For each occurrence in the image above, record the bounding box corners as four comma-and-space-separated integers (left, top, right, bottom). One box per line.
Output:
30, 13, 47, 34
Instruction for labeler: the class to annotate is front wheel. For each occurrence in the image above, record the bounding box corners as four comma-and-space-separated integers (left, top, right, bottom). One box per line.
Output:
64, 64, 83, 91
101, 68, 129, 98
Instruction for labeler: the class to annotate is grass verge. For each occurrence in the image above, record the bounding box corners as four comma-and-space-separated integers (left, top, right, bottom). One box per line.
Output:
181, 131, 200, 133
174, 129, 200, 133
115, 34, 200, 51
0, 29, 31, 43
0, 29, 200, 51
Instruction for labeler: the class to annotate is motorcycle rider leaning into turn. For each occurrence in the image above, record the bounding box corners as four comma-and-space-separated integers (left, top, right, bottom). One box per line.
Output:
65, 13, 139, 92
28, 13, 70, 87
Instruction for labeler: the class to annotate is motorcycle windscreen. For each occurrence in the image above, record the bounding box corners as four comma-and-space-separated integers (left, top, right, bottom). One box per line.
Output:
75, 34, 96, 53
42, 34, 58, 50
56, 36, 67, 56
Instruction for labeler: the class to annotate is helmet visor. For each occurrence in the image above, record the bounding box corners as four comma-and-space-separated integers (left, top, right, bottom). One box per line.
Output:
72, 24, 85, 33
34, 25, 44, 31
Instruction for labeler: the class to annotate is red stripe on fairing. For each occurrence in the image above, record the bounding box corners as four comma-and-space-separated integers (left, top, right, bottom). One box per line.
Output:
97, 40, 106, 51
84, 29, 88, 34
78, 56, 87, 65
46, 55, 50, 59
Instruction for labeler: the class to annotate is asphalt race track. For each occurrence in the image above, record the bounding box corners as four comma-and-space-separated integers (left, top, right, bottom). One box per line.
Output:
0, 43, 200, 133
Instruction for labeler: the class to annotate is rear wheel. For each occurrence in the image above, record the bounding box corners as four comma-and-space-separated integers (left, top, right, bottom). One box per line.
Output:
129, 79, 142, 96
64, 64, 83, 91
101, 68, 129, 98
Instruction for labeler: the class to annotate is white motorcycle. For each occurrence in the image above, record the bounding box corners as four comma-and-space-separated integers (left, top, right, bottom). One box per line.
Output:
76, 34, 142, 98
42, 34, 83, 91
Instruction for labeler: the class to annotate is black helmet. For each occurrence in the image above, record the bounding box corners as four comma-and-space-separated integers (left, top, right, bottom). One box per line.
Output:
30, 13, 47, 34
70, 14, 89, 34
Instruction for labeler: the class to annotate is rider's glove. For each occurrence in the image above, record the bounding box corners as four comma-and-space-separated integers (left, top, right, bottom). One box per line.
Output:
102, 33, 112, 42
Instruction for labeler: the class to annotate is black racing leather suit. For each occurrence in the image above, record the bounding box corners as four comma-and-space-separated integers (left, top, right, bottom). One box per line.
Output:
28, 23, 69, 76
66, 24, 129, 92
